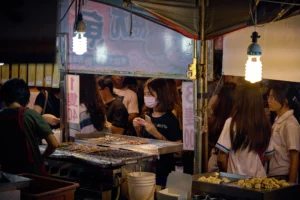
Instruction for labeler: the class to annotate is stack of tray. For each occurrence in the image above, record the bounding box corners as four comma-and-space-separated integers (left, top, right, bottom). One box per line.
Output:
192, 172, 300, 200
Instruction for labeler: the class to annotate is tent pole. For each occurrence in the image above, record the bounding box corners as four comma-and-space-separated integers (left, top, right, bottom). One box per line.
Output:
203, 40, 209, 172
194, 0, 206, 174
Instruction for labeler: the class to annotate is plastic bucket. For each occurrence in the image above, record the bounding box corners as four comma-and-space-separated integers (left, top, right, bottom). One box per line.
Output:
127, 172, 156, 200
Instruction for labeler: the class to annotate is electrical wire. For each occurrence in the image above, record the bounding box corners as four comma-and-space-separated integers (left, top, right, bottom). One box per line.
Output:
260, 0, 300, 6
78, 0, 81, 17
212, 74, 223, 97
250, 0, 298, 28
57, 0, 76, 25
249, 0, 265, 28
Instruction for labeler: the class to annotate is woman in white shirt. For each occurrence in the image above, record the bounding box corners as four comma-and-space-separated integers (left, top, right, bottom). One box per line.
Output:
69, 75, 106, 139
208, 82, 236, 172
267, 83, 300, 183
216, 82, 274, 177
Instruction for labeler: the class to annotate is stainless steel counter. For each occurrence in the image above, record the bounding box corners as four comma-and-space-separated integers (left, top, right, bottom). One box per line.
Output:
39, 143, 155, 168
75, 132, 183, 156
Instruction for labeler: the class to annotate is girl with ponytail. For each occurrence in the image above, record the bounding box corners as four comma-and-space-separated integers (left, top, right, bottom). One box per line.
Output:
268, 82, 300, 183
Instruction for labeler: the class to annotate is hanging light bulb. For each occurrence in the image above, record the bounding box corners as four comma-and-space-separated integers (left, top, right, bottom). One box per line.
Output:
245, 31, 262, 83
72, 13, 87, 55
73, 32, 87, 55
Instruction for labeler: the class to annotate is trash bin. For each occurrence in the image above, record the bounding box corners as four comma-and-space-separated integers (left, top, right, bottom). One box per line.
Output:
19, 173, 79, 200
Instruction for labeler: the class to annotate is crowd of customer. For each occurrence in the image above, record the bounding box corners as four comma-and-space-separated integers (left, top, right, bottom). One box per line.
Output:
208, 77, 300, 183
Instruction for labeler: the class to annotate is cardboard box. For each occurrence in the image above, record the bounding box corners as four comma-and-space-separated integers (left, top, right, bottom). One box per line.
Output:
157, 171, 192, 200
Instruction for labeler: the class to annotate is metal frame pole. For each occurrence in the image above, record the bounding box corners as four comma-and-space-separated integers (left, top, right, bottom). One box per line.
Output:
203, 40, 209, 172
194, 0, 206, 174
57, 0, 69, 142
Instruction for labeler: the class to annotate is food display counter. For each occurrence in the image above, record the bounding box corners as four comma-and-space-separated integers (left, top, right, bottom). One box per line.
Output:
192, 172, 300, 200
41, 132, 183, 199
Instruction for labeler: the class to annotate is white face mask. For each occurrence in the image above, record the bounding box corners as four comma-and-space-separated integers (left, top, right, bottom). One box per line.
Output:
144, 96, 158, 108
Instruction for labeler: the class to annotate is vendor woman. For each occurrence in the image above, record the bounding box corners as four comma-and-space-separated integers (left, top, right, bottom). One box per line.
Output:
133, 78, 182, 186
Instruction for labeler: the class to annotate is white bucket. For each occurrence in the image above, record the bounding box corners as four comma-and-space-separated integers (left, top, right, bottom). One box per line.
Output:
127, 172, 156, 200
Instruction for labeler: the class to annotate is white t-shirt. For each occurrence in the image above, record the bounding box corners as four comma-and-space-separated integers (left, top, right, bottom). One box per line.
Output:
114, 87, 139, 114
69, 104, 96, 137
269, 110, 300, 176
69, 104, 111, 138
216, 118, 274, 177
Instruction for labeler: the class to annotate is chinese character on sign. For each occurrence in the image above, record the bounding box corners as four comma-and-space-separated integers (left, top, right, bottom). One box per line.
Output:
132, 16, 147, 39
182, 82, 195, 150
184, 107, 194, 126
82, 11, 104, 49
110, 7, 147, 40
67, 92, 78, 107
66, 75, 80, 124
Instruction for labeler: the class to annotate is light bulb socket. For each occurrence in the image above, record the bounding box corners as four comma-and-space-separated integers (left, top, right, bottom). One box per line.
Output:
251, 31, 260, 43
247, 43, 262, 55
75, 20, 86, 33
74, 12, 86, 33
247, 31, 262, 55
78, 12, 83, 21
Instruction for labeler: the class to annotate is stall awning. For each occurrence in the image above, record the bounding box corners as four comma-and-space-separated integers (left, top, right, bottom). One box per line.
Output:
91, 0, 300, 39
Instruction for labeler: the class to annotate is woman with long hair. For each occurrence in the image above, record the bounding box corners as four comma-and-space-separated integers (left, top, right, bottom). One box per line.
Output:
166, 79, 183, 130
267, 82, 300, 183
208, 82, 236, 172
133, 78, 182, 185
69, 74, 106, 139
216, 82, 274, 177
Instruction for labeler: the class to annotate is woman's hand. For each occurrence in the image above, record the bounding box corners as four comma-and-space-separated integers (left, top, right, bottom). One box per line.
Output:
133, 117, 145, 127
105, 121, 112, 128
133, 117, 144, 137
144, 121, 160, 138
43, 114, 60, 126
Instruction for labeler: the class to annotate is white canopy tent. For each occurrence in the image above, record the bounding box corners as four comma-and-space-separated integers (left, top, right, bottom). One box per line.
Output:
223, 15, 300, 82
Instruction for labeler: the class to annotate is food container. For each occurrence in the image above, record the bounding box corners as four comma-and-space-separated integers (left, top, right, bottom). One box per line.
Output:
192, 173, 300, 200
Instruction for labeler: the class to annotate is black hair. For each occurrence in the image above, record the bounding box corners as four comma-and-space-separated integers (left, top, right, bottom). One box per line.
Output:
0, 79, 30, 107
123, 77, 137, 86
230, 82, 271, 153
270, 82, 300, 123
209, 82, 236, 147
80, 74, 106, 131
51, 88, 60, 94
97, 76, 114, 94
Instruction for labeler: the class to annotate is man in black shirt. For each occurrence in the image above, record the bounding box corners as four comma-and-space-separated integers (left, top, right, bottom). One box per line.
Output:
97, 76, 128, 134
34, 88, 60, 129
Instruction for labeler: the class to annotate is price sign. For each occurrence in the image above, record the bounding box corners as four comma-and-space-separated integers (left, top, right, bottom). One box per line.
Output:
182, 81, 195, 150
66, 74, 80, 124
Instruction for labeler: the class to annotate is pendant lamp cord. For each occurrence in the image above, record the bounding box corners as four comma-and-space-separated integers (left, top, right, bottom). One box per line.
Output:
129, 2, 133, 36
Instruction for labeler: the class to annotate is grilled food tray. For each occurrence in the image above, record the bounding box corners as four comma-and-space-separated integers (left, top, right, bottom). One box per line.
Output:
40, 144, 154, 168
75, 132, 183, 155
